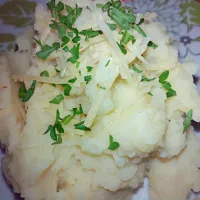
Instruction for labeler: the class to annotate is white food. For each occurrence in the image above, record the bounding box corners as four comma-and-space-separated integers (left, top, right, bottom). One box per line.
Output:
0, 0, 200, 200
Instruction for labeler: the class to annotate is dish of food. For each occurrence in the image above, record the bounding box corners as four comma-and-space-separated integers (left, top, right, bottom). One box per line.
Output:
0, 0, 200, 199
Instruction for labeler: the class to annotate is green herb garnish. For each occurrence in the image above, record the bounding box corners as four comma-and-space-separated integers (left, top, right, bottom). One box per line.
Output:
84, 75, 92, 84
108, 135, 120, 150
86, 66, 93, 72
68, 77, 77, 83
55, 68, 60, 73
40, 70, 49, 77
132, 24, 147, 37
18, 83, 27, 99
36, 42, 60, 60
71, 104, 83, 116
183, 109, 193, 133
148, 92, 153, 96
132, 65, 143, 73
159, 70, 169, 84
148, 41, 158, 49
159, 71, 177, 98
117, 42, 127, 54
105, 59, 111, 67
109, 7, 136, 30
80, 28, 102, 40
19, 80, 36, 102
64, 84, 72, 96
61, 115, 73, 125
67, 43, 80, 63
49, 94, 64, 104
33, 38, 42, 47
121, 30, 135, 45
107, 23, 117, 30
44, 109, 65, 145
47, 0, 64, 18
141, 75, 155, 82
74, 121, 91, 131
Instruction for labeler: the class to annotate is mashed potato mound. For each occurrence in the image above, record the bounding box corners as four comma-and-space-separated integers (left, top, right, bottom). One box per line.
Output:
0, 0, 200, 200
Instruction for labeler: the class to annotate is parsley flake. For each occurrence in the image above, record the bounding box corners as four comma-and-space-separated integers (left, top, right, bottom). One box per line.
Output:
67, 43, 80, 63
86, 66, 93, 72
148, 41, 158, 49
80, 28, 102, 41
121, 30, 135, 45
63, 84, 72, 96
148, 92, 153, 96
132, 65, 143, 73
61, 115, 73, 125
40, 70, 49, 77
68, 77, 77, 83
71, 104, 83, 116
33, 38, 42, 47
141, 76, 155, 82
74, 121, 91, 131
183, 109, 193, 133
19, 80, 36, 102
84, 75, 92, 84
36, 42, 60, 60
49, 94, 64, 104
132, 24, 147, 37
105, 60, 111, 67
108, 135, 120, 150
107, 23, 117, 30
117, 42, 127, 55
18, 83, 27, 99
159, 70, 169, 84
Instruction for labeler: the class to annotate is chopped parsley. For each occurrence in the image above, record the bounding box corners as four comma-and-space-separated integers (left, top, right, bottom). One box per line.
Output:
105, 59, 111, 67
117, 42, 127, 55
49, 94, 64, 104
61, 115, 73, 125
63, 84, 72, 96
71, 104, 83, 116
74, 121, 91, 131
108, 135, 120, 150
61, 36, 70, 45
47, 0, 64, 18
44, 109, 64, 145
80, 28, 102, 41
132, 24, 147, 37
33, 38, 42, 47
121, 30, 135, 45
36, 42, 60, 60
18, 83, 27, 99
109, 7, 136, 30
148, 41, 158, 49
40, 70, 49, 77
183, 109, 193, 133
141, 75, 155, 82
86, 66, 93, 72
68, 77, 77, 83
18, 80, 36, 102
67, 43, 80, 63
132, 65, 143, 73
159, 70, 169, 84
107, 23, 117, 30
159, 70, 177, 98
148, 92, 153, 96
72, 35, 81, 43
84, 75, 92, 84
55, 68, 60, 73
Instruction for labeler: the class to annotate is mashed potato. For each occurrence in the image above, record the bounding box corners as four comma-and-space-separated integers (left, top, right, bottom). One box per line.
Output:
0, 0, 200, 199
